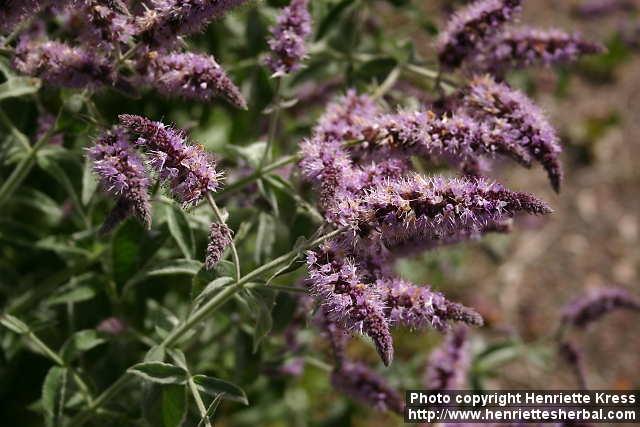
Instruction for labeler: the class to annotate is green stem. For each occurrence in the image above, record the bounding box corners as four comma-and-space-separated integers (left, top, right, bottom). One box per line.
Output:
187, 377, 213, 427
258, 77, 282, 170
372, 66, 401, 100
0, 109, 61, 208
206, 193, 241, 281
68, 373, 131, 427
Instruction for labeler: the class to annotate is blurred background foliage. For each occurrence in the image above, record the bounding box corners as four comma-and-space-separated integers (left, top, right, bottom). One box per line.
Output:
1, 0, 639, 426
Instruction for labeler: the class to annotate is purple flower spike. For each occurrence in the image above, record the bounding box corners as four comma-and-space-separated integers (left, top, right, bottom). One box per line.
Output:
139, 51, 246, 109
331, 361, 404, 414
464, 75, 564, 192
381, 278, 483, 331
424, 327, 470, 391
88, 128, 152, 233
306, 244, 394, 366
206, 222, 232, 270
437, 0, 522, 68
75, 0, 134, 47
561, 287, 640, 329
313, 307, 349, 364
343, 174, 551, 252
136, 0, 249, 47
13, 39, 114, 89
474, 27, 605, 73
118, 114, 222, 206
265, 0, 312, 76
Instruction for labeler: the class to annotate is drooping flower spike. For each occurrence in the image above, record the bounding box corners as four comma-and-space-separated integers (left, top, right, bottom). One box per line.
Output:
463, 75, 564, 192
118, 114, 222, 206
137, 51, 247, 109
135, 0, 250, 47
561, 287, 640, 329
424, 326, 471, 391
437, 0, 522, 68
473, 27, 605, 74
206, 222, 233, 270
265, 0, 312, 76
331, 361, 405, 414
88, 128, 152, 233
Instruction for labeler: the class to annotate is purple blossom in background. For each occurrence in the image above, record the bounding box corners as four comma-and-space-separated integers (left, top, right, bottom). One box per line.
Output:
381, 278, 483, 331
437, 0, 522, 68
558, 340, 587, 389
340, 174, 551, 251
96, 316, 127, 335
88, 127, 152, 232
314, 90, 382, 142
424, 327, 470, 390
265, 0, 312, 76
74, 0, 135, 47
313, 307, 349, 364
574, 0, 635, 18
331, 361, 404, 413
561, 287, 640, 328
206, 222, 232, 269
0, 0, 43, 34
138, 51, 247, 109
136, 0, 249, 46
118, 114, 222, 206
306, 244, 394, 366
464, 75, 564, 192
13, 39, 114, 89
473, 27, 605, 73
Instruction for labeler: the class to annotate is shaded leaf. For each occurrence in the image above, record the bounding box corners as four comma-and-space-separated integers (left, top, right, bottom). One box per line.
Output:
0, 76, 41, 101
0, 313, 30, 334
42, 366, 67, 427
129, 362, 188, 385
60, 330, 106, 363
165, 203, 195, 260
192, 375, 248, 405
162, 384, 187, 427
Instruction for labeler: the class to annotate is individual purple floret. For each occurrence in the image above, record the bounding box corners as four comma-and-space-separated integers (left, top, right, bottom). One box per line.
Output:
118, 114, 222, 206
265, 0, 312, 76
74, 0, 135, 47
206, 222, 232, 269
13, 39, 114, 89
463, 75, 564, 192
138, 51, 247, 109
136, 0, 249, 46
306, 243, 394, 366
88, 127, 152, 232
424, 326, 470, 391
381, 278, 483, 331
437, 0, 522, 68
473, 27, 605, 73
561, 287, 640, 329
340, 174, 551, 252
331, 361, 404, 414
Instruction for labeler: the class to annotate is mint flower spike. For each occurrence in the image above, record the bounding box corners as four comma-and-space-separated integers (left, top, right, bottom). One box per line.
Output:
0, 0, 43, 34
561, 287, 640, 329
118, 114, 222, 207
424, 326, 471, 391
138, 51, 247, 109
265, 0, 312, 76
306, 244, 394, 366
13, 39, 114, 89
343, 174, 552, 251
74, 0, 135, 48
331, 361, 405, 414
136, 0, 249, 47
206, 222, 233, 270
381, 278, 483, 331
474, 26, 606, 73
463, 75, 563, 192
88, 128, 152, 233
437, 0, 522, 69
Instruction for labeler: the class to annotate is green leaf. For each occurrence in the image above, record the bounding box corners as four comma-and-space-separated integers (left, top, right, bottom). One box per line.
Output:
45, 274, 98, 306
0, 313, 30, 334
165, 203, 195, 260
245, 289, 275, 353
60, 330, 106, 363
36, 156, 82, 218
192, 375, 248, 405
316, 0, 355, 40
146, 300, 180, 338
162, 385, 187, 427
193, 276, 235, 307
129, 362, 188, 385
42, 366, 67, 427
126, 259, 203, 290
226, 141, 266, 169
0, 76, 41, 101
145, 346, 166, 362
254, 212, 275, 264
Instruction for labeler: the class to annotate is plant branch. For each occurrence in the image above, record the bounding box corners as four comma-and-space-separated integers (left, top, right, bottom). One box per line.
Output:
206, 193, 241, 281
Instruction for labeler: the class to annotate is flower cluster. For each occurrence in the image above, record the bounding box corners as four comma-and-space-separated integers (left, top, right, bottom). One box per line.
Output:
7, 0, 247, 109
424, 327, 470, 391
206, 222, 233, 270
438, 0, 602, 72
0, 0, 44, 34
265, 0, 312, 76
87, 128, 152, 233
299, 87, 553, 371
